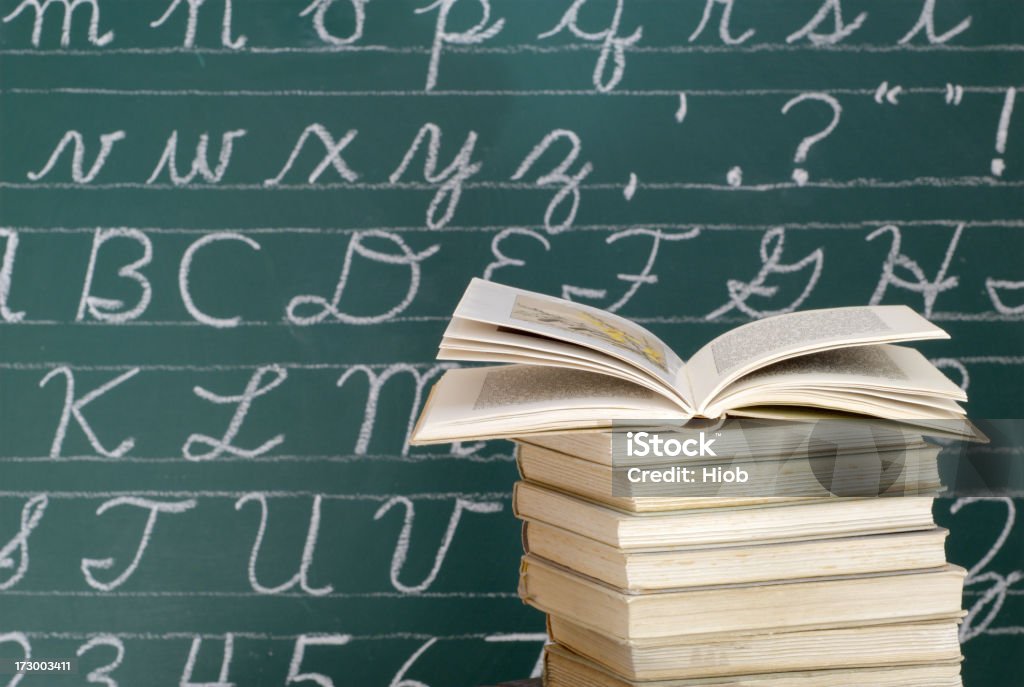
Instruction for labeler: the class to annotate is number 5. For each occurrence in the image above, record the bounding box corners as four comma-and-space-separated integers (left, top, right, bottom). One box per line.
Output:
286, 634, 352, 687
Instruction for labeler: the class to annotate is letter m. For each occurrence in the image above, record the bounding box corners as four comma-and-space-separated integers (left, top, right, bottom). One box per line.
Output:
3, 0, 114, 47
336, 363, 455, 455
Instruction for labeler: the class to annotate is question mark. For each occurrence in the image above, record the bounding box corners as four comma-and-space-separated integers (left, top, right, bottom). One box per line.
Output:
781, 92, 842, 186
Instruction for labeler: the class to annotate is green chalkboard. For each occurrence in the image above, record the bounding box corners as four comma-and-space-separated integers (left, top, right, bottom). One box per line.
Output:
0, 0, 1021, 685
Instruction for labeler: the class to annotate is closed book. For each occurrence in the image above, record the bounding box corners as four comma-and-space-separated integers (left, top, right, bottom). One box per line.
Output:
516, 418, 936, 469
524, 521, 950, 591
547, 614, 963, 681
515, 441, 941, 512
519, 555, 966, 640
542, 643, 963, 687
513, 481, 936, 550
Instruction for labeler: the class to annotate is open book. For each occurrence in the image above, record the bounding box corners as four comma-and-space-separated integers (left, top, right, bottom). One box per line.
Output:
411, 279, 966, 443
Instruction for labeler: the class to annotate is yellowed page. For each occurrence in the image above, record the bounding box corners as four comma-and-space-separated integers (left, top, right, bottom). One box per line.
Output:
411, 365, 689, 444
438, 344, 669, 396
703, 344, 966, 417
441, 317, 663, 392
689, 306, 949, 411
449, 279, 691, 407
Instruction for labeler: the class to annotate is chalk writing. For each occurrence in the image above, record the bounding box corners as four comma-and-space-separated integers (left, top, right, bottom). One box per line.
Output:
150, 0, 246, 49
3, 0, 113, 47
183, 365, 288, 461
235, 493, 332, 596
0, 230, 24, 323
265, 125, 360, 186
0, 496, 47, 591
336, 363, 455, 455
786, 0, 866, 45
389, 124, 482, 229
780, 92, 842, 186
27, 130, 124, 183
511, 130, 593, 233
77, 229, 153, 323
899, 0, 971, 45
76, 635, 124, 687
300, 0, 368, 46
180, 635, 234, 687
147, 130, 247, 185
374, 496, 503, 593
950, 498, 1024, 642
82, 497, 197, 591
538, 0, 642, 92
0, 1, 1019, 683
286, 634, 352, 687
40, 367, 139, 458
707, 227, 824, 319
689, 0, 754, 45
416, 0, 504, 91
867, 223, 962, 318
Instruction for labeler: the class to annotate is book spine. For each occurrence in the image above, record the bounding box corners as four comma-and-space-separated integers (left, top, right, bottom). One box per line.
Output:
517, 556, 531, 605
511, 481, 523, 519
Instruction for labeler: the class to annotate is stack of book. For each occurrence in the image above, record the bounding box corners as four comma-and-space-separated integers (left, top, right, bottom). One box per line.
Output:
513, 430, 966, 686
413, 279, 972, 686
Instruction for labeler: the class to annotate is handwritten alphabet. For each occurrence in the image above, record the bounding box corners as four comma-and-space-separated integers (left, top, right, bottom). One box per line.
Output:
0, 496, 48, 591
417, 0, 504, 92
183, 365, 288, 461
707, 227, 824, 319
786, 0, 867, 45
235, 493, 332, 596
374, 496, 503, 594
40, 367, 140, 458
3, 0, 113, 47
81, 497, 197, 591
689, 0, 755, 45
28, 130, 125, 184
0, 1, 1019, 683
150, 0, 245, 49
538, 0, 642, 93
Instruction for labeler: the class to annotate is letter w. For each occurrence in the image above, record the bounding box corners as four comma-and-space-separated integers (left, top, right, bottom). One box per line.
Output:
147, 129, 247, 185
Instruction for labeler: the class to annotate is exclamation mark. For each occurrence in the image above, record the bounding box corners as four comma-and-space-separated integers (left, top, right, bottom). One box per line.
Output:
992, 87, 1017, 177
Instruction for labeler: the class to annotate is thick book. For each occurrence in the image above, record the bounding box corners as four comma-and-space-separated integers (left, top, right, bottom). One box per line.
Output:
524, 520, 950, 591
542, 643, 964, 687
547, 615, 963, 681
512, 481, 937, 549
515, 440, 941, 512
411, 279, 966, 443
514, 418, 946, 468
519, 555, 966, 640
515, 440, 808, 512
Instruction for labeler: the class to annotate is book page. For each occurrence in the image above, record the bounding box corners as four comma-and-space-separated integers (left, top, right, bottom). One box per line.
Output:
438, 343, 671, 396
688, 306, 949, 411
410, 366, 688, 444
703, 344, 967, 417
718, 390, 963, 421
450, 279, 690, 402
441, 317, 663, 392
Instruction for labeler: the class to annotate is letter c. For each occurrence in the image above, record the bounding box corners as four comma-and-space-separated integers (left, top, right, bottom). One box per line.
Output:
179, 232, 262, 328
